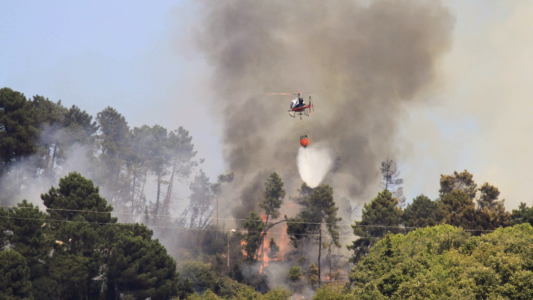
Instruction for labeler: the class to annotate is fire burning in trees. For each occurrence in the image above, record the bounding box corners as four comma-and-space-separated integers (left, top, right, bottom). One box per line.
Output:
240, 213, 292, 274
258, 214, 289, 273
241, 240, 247, 257
259, 214, 268, 273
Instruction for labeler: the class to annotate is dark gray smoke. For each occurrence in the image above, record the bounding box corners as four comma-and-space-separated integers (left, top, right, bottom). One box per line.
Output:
196, 0, 455, 216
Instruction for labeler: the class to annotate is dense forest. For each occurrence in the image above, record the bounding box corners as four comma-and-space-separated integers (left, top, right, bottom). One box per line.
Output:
3, 86, 533, 300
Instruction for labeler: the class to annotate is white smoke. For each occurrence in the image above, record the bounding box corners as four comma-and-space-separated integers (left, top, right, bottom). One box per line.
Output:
297, 143, 334, 188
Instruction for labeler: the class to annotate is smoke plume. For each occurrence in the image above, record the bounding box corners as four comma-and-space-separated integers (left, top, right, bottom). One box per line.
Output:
196, 0, 454, 211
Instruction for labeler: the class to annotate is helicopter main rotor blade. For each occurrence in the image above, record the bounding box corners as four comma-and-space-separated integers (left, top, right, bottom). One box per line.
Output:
266, 93, 293, 95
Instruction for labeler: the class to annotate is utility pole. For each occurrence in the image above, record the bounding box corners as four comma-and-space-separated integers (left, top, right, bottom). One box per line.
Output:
228, 229, 236, 272
216, 196, 219, 239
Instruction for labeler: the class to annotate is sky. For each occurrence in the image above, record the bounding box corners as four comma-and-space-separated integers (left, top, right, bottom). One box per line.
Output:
2, 0, 533, 210
0, 0, 223, 178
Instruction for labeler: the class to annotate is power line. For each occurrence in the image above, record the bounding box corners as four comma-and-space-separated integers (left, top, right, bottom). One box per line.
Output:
1, 204, 357, 226
0, 215, 363, 238
0, 210, 499, 233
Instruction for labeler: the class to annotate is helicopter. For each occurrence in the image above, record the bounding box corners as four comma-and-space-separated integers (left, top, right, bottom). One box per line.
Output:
267, 92, 315, 147
266, 92, 315, 119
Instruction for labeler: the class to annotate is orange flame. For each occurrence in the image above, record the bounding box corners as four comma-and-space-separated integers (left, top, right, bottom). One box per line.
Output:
241, 240, 247, 257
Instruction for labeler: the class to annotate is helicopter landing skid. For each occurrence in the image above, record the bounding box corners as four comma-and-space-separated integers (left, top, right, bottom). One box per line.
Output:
288, 111, 306, 120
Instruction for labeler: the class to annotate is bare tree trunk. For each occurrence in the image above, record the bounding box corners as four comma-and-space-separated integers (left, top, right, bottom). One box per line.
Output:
318, 226, 322, 285
154, 173, 161, 224
131, 169, 136, 213
164, 158, 178, 215
328, 245, 331, 282
51, 143, 58, 175
139, 170, 147, 206
260, 214, 270, 271
216, 196, 219, 239
198, 207, 204, 229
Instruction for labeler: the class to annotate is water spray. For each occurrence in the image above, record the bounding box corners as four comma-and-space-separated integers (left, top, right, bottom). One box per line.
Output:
297, 142, 333, 188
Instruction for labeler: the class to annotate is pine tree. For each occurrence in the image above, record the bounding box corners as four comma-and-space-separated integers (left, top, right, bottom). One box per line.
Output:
477, 182, 502, 210
41, 172, 116, 299
267, 237, 280, 260
41, 172, 116, 224
438, 189, 477, 230
107, 224, 178, 300
402, 194, 441, 229
242, 212, 265, 263
0, 88, 39, 176
439, 170, 477, 199
258, 172, 286, 270
95, 106, 131, 209
148, 125, 170, 221
186, 170, 214, 229
0, 250, 33, 300
349, 189, 402, 264
380, 159, 406, 207
5, 201, 54, 298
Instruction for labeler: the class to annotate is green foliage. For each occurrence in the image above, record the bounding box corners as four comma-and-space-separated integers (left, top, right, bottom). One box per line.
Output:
438, 174, 511, 232
40, 173, 116, 299
214, 278, 250, 299
95, 106, 131, 210
257, 173, 286, 270
48, 253, 90, 299
262, 287, 292, 300
474, 204, 512, 231
184, 286, 291, 300
288, 266, 302, 282
286, 216, 313, 249
186, 289, 219, 300
308, 263, 319, 287
242, 212, 265, 263
312, 283, 353, 300
41, 172, 116, 224
439, 170, 477, 199
307, 185, 341, 246
349, 189, 402, 264
402, 194, 441, 229
512, 202, 533, 226
1, 172, 183, 300
477, 182, 501, 210
287, 265, 306, 293
267, 237, 280, 260
0, 87, 38, 176
5, 201, 50, 273
354, 189, 402, 238
179, 261, 218, 293
177, 277, 195, 299
0, 250, 33, 300
96, 107, 130, 174
287, 184, 341, 283
6, 88, 533, 299
233, 285, 262, 300
438, 189, 478, 230
259, 172, 286, 220
186, 170, 214, 229
4, 201, 54, 298
107, 224, 178, 300
347, 223, 533, 299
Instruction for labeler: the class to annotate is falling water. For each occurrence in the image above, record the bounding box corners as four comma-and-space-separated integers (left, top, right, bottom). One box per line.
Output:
297, 143, 333, 188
